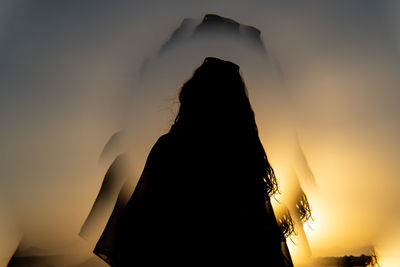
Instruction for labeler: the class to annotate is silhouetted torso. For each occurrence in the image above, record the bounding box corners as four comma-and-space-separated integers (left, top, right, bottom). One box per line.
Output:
113, 130, 287, 266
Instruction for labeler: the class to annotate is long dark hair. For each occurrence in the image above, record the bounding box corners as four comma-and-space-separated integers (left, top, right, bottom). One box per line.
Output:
169, 57, 278, 198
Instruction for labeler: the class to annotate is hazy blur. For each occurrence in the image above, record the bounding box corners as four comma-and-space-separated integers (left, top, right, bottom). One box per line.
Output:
1, 1, 400, 266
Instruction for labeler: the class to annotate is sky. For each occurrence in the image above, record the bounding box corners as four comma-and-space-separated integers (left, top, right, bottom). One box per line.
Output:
1, 1, 400, 266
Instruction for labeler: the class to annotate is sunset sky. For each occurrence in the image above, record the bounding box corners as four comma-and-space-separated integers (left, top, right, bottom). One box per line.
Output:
1, 1, 400, 266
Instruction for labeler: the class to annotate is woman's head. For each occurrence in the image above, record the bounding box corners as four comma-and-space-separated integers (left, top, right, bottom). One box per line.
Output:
170, 57, 278, 197
174, 57, 255, 131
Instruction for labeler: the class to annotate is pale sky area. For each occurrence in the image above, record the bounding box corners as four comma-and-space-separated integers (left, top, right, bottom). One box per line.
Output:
1, 1, 400, 266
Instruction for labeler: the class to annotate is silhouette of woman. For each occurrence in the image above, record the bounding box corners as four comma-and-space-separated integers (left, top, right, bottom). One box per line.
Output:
93, 57, 294, 266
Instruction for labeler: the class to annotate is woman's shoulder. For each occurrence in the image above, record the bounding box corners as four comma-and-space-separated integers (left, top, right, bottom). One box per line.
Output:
154, 133, 173, 148
148, 133, 176, 157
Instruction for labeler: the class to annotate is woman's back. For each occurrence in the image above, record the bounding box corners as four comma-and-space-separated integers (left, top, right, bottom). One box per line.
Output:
115, 132, 288, 266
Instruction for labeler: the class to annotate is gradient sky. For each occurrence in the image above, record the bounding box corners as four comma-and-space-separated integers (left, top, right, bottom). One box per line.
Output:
1, 1, 400, 266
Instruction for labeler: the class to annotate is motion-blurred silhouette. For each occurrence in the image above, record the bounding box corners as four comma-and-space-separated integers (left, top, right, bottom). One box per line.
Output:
93, 57, 293, 266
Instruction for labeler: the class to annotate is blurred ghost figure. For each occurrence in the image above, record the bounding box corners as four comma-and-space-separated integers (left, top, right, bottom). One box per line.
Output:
93, 57, 294, 266
81, 14, 316, 265
79, 153, 130, 241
